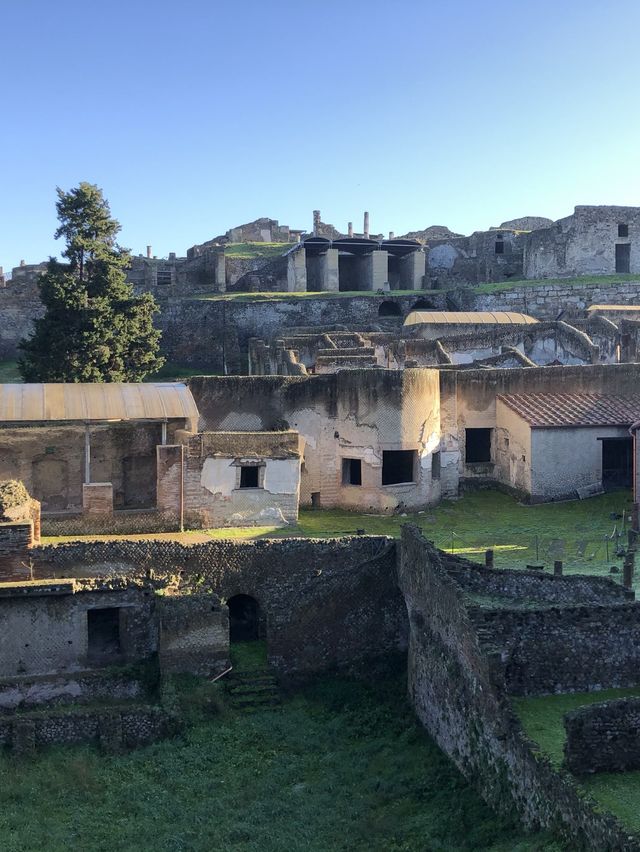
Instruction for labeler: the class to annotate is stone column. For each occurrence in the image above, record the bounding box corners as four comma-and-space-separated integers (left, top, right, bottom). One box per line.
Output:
363, 250, 388, 291
313, 210, 321, 237
348, 222, 353, 238
287, 248, 307, 292
321, 248, 339, 291
363, 211, 370, 239
216, 251, 226, 293
401, 250, 426, 290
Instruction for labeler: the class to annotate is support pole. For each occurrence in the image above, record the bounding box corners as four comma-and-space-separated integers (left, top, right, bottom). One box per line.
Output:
84, 425, 91, 485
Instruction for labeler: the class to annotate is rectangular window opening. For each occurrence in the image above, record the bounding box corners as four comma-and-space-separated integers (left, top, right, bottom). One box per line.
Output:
465, 428, 492, 464
494, 240, 504, 255
382, 450, 416, 485
342, 458, 362, 486
618, 223, 629, 238
239, 465, 260, 488
432, 451, 441, 481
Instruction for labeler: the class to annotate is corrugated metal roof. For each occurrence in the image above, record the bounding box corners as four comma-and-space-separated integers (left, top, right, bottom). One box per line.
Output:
0, 383, 199, 427
403, 311, 538, 327
587, 304, 640, 312
497, 393, 640, 428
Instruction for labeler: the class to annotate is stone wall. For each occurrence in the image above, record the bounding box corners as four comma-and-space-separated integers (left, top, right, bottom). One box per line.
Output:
398, 526, 640, 850
32, 536, 408, 680
190, 369, 443, 512
158, 595, 229, 677
525, 207, 640, 279
0, 704, 175, 755
0, 583, 156, 678
471, 603, 640, 696
0, 669, 148, 711
564, 698, 640, 774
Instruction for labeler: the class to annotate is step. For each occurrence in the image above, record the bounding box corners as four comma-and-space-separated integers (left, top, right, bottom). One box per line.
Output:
227, 683, 279, 696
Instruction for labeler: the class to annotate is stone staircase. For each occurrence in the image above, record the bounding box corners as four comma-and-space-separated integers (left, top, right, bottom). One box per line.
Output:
225, 667, 281, 712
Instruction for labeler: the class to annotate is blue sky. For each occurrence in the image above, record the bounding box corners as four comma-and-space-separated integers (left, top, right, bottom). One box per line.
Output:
2, 0, 639, 271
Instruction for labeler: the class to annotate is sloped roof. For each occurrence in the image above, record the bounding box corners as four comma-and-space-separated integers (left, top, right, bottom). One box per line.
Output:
0, 383, 199, 428
404, 311, 538, 327
497, 393, 640, 428
587, 305, 640, 313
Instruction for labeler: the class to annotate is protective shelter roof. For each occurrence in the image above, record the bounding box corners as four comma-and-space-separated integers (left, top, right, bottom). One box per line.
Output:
587, 305, 640, 313
404, 311, 538, 327
0, 383, 199, 429
498, 393, 640, 428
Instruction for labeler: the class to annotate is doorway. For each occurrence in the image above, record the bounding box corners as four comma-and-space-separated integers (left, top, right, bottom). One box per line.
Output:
615, 243, 631, 274
87, 607, 122, 664
601, 437, 633, 489
228, 594, 260, 641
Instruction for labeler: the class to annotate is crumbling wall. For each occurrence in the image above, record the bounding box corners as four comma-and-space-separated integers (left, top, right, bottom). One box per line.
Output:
564, 698, 640, 774
32, 536, 407, 680
398, 526, 638, 849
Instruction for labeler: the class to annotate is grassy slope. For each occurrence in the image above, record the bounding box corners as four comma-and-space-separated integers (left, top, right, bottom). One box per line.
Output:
514, 689, 640, 833
224, 242, 290, 260
0, 673, 561, 852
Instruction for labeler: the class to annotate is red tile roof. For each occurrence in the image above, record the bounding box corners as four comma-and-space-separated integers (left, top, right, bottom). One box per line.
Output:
497, 393, 640, 428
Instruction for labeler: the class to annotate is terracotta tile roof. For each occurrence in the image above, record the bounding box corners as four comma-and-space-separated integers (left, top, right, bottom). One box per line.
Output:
497, 393, 640, 428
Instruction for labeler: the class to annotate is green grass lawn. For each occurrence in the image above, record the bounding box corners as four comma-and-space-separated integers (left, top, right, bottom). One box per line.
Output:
43, 489, 636, 586
203, 489, 634, 579
224, 242, 290, 260
192, 273, 640, 302
194, 288, 426, 302
0, 671, 561, 852
0, 360, 21, 382
513, 688, 640, 834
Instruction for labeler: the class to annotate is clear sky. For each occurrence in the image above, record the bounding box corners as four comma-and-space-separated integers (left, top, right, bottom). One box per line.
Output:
2, 0, 639, 272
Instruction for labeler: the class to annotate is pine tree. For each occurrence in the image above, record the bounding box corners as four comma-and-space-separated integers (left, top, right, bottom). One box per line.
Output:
19, 183, 165, 382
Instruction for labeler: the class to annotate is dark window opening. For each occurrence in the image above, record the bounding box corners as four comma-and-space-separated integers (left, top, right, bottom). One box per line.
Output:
382, 450, 416, 485
616, 243, 631, 273
618, 223, 629, 238
411, 298, 435, 311
311, 491, 321, 508
228, 594, 259, 642
465, 428, 492, 463
494, 239, 505, 255
87, 608, 121, 665
156, 267, 172, 285
432, 451, 441, 481
378, 300, 402, 317
239, 465, 260, 488
342, 458, 362, 486
602, 437, 633, 489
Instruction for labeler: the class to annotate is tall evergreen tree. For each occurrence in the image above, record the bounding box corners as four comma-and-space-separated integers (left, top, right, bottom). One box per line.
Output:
19, 183, 164, 382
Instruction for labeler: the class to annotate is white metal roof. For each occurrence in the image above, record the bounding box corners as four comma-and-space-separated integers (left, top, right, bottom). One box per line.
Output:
0, 383, 199, 429
403, 311, 538, 327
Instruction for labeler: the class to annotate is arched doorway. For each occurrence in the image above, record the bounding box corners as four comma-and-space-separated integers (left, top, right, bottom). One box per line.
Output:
228, 594, 260, 641
411, 298, 435, 311
378, 300, 402, 317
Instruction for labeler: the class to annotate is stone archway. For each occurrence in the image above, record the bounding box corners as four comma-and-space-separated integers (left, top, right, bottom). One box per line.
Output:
378, 300, 402, 317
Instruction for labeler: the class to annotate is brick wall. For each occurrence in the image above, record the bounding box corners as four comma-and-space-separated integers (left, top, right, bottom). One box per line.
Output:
564, 698, 640, 774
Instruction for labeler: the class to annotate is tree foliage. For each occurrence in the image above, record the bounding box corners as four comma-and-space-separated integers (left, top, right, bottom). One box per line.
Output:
19, 182, 164, 382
